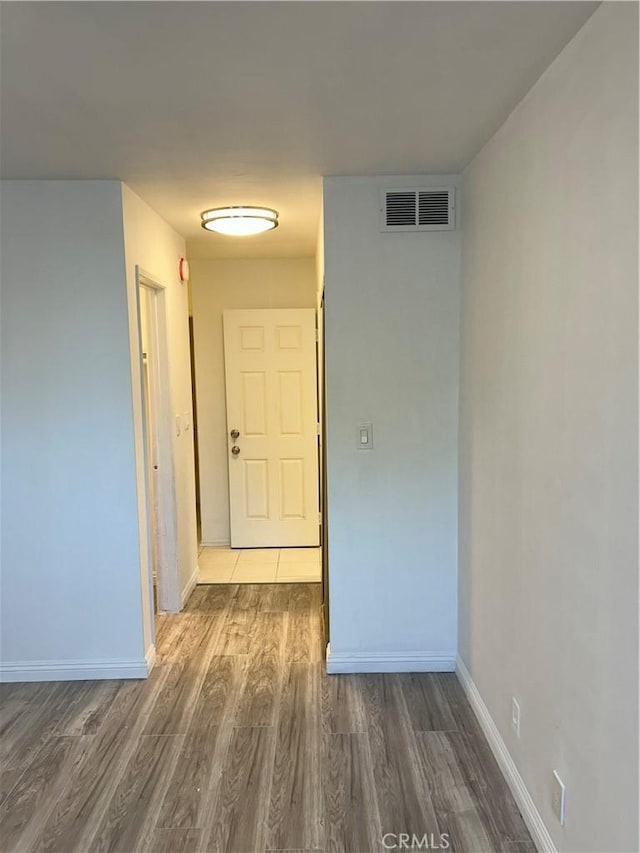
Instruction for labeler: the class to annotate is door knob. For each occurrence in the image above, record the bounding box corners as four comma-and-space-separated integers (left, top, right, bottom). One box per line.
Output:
231, 445, 241, 456
230, 429, 240, 440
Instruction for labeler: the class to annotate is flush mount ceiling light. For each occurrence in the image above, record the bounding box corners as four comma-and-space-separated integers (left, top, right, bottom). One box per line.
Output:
200, 206, 279, 236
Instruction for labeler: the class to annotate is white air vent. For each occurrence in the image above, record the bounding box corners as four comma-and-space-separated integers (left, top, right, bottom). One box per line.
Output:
380, 187, 455, 232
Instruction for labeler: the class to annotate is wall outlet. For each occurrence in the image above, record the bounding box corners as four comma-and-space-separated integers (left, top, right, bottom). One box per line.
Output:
511, 698, 521, 737
551, 770, 566, 826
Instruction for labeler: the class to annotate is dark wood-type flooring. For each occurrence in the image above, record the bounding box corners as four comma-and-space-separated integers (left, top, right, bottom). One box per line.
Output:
0, 583, 535, 853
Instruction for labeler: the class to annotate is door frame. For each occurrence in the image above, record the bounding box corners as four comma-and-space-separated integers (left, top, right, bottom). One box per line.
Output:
317, 283, 329, 643
136, 267, 180, 617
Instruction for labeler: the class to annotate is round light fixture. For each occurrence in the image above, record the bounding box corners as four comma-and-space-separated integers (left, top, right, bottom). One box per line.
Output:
200, 206, 278, 236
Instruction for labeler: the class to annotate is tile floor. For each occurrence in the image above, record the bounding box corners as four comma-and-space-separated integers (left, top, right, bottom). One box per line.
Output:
198, 545, 321, 584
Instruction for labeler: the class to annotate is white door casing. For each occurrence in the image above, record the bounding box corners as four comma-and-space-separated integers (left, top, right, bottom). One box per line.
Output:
223, 308, 320, 548
136, 269, 181, 617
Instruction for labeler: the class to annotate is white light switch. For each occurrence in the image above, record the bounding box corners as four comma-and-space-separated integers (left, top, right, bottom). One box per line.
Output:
175, 415, 181, 437
183, 411, 191, 431
357, 423, 373, 450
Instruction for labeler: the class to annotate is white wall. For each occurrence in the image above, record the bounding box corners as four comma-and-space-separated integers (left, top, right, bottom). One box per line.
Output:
190, 258, 316, 545
458, 4, 638, 851
121, 185, 198, 643
0, 181, 147, 677
0, 181, 196, 680
323, 175, 460, 670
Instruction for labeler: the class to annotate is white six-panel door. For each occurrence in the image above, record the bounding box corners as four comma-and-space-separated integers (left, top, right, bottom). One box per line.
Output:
223, 309, 320, 548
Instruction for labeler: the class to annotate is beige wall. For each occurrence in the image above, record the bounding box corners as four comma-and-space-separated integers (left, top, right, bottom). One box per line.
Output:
190, 258, 316, 544
315, 203, 325, 507
121, 185, 198, 640
458, 4, 638, 851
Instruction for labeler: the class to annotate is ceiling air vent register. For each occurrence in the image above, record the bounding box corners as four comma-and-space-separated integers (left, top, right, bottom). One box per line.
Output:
380, 188, 455, 232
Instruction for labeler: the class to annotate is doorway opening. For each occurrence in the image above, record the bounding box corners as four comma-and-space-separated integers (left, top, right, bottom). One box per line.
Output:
195, 306, 324, 588
136, 269, 181, 629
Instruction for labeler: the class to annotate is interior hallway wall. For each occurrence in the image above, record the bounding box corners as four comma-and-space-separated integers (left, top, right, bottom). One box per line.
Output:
323, 174, 461, 669
0, 181, 147, 677
458, 4, 639, 850
0, 180, 197, 679
121, 186, 198, 642
190, 258, 316, 545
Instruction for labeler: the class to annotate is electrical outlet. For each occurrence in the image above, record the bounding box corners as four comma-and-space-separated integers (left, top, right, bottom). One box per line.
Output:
551, 770, 566, 825
511, 698, 520, 737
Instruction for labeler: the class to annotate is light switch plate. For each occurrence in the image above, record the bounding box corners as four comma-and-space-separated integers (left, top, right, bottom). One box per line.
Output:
357, 423, 373, 450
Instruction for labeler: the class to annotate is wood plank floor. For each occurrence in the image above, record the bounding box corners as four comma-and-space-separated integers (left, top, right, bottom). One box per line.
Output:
0, 584, 535, 853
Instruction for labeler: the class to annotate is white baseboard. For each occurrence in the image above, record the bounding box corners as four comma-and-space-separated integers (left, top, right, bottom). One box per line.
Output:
145, 643, 156, 675
456, 655, 554, 853
326, 643, 456, 674
0, 657, 149, 682
200, 538, 230, 548
181, 565, 199, 608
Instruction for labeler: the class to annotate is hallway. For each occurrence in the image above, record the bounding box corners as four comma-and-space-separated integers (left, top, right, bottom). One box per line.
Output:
198, 547, 321, 584
1, 583, 534, 853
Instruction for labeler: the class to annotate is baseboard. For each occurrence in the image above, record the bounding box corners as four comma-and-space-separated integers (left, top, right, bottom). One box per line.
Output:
181, 565, 199, 608
0, 657, 149, 682
145, 643, 156, 675
199, 538, 230, 548
326, 643, 456, 674
456, 656, 555, 853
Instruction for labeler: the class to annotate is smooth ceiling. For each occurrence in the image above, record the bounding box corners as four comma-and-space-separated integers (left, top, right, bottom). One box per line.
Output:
0, 1, 598, 258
